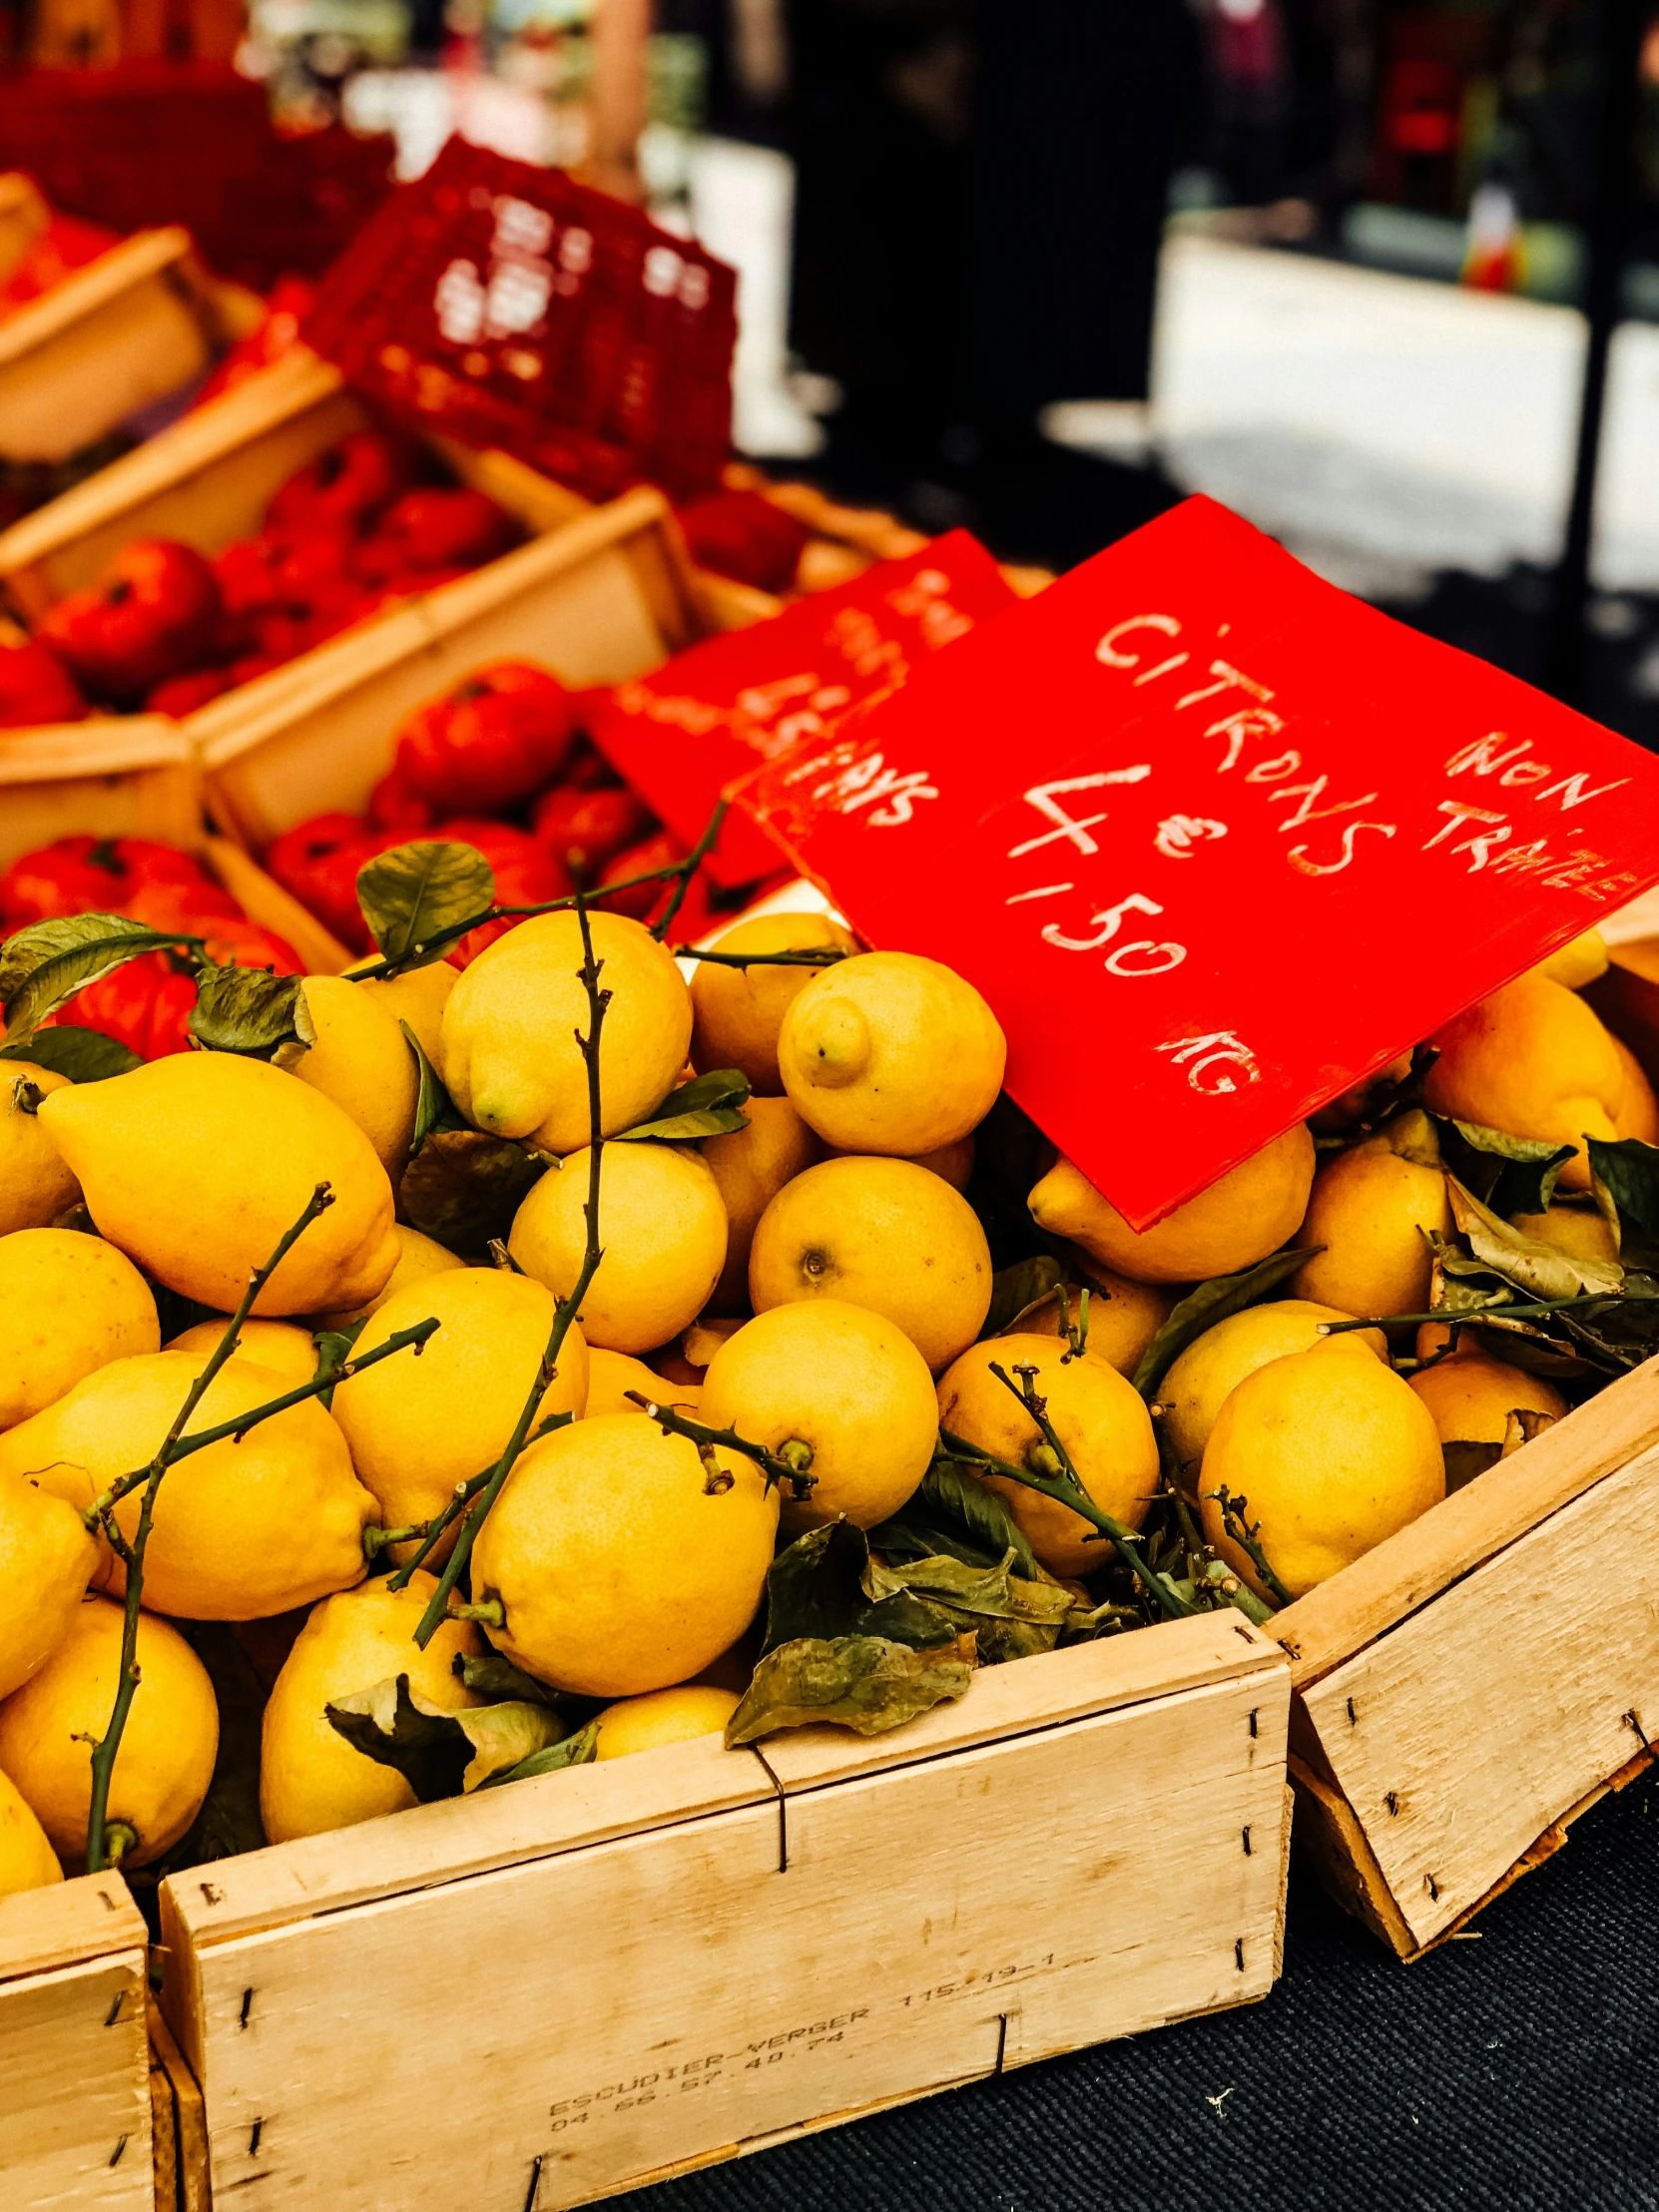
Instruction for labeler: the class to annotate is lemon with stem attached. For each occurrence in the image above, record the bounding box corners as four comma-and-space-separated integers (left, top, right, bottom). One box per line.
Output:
0, 1062, 80, 1236
690, 913, 858, 1094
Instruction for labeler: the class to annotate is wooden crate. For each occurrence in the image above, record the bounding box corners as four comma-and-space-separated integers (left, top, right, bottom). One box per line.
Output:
1279, 1355, 1659, 1959
156, 1614, 1288, 2211
0, 1872, 154, 2211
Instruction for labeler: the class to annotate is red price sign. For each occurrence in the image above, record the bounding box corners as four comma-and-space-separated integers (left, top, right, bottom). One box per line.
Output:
732, 495, 1659, 1229
588, 531, 1016, 886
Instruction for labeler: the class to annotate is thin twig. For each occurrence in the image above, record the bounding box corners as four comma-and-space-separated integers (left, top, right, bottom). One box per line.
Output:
650, 801, 728, 941
349, 859, 696, 981
1320, 1295, 1618, 1335
670, 946, 850, 970
623, 1391, 817, 1497
1203, 1485, 1294, 1610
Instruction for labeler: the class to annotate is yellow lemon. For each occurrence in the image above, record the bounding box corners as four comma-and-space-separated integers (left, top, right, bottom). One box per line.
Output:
1199, 1338, 1443, 1600
509, 1143, 726, 1355
331, 1270, 588, 1555
594, 1684, 741, 1760
1407, 1352, 1566, 1444
311, 1223, 468, 1331
0, 1765, 62, 1895
827, 1134, 975, 1189
292, 974, 419, 1177
0, 1352, 375, 1620
1534, 928, 1608, 991
1159, 1300, 1385, 1474
470, 1414, 778, 1697
343, 956, 455, 1066
1291, 1137, 1453, 1320
0, 1228, 158, 1431
0, 1596, 217, 1865
1028, 1124, 1315, 1285
585, 1347, 689, 1417
700, 1300, 937, 1533
778, 950, 1005, 1156
259, 1572, 484, 1844
936, 1334, 1160, 1577
440, 911, 691, 1154
1424, 971, 1658, 1192
37, 1054, 398, 1316
0, 1062, 79, 1234
1002, 1258, 1175, 1380
689, 912, 859, 1093
0, 1474, 99, 1702
701, 1096, 820, 1316
165, 1318, 318, 1386
1509, 1204, 1620, 1267
749, 1155, 991, 1374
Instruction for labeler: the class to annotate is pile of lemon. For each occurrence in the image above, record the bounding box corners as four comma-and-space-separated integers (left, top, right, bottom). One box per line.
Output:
0, 897, 1638, 1898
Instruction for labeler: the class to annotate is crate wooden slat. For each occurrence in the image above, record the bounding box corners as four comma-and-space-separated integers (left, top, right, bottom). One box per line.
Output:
1, 1873, 153, 2211
157, 1615, 1289, 2212
0, 719, 201, 871
1278, 1355, 1659, 1957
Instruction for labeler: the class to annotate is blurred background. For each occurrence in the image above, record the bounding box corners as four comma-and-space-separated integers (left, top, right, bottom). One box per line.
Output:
8, 0, 1659, 736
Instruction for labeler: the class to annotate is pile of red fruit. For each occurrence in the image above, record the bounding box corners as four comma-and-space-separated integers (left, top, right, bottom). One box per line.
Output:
0, 837, 301, 1061
0, 428, 518, 731
267, 658, 744, 964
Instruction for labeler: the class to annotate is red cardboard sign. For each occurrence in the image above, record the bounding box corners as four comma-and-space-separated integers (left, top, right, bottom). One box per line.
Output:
587, 531, 1016, 886
732, 495, 1659, 1230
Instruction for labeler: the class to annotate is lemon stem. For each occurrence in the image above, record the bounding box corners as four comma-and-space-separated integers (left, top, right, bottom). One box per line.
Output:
649, 799, 728, 942
103, 1822, 137, 1869
363, 1521, 429, 1561
671, 947, 849, 969
622, 1392, 818, 1499
1203, 1485, 1294, 1611
450, 1598, 505, 1627
1320, 1297, 1615, 1333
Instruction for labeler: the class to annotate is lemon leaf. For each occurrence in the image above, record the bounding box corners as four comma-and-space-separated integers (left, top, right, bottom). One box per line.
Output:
725, 1635, 973, 1745
400, 1021, 467, 1153
614, 1067, 752, 1143
1438, 1118, 1575, 1216
1586, 1135, 1659, 1243
0, 1026, 141, 1081
475, 1717, 600, 1789
1446, 1177, 1623, 1301
356, 841, 495, 969
455, 1702, 569, 1792
983, 1254, 1066, 1337
0, 913, 193, 1042
1132, 1247, 1320, 1401
324, 1675, 474, 1802
189, 967, 315, 1059
868, 1462, 1042, 1580
398, 1128, 545, 1256
760, 1520, 960, 1656
453, 1651, 563, 1708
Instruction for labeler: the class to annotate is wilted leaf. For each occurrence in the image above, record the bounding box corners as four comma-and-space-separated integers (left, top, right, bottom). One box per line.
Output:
1379, 1107, 1442, 1169
614, 1067, 752, 1143
189, 966, 315, 1059
0, 913, 190, 1041
1440, 1118, 1575, 1217
399, 1128, 544, 1256
1132, 1247, 1319, 1399
401, 1021, 466, 1153
1586, 1136, 1659, 1245
868, 1462, 1042, 1579
725, 1635, 974, 1745
324, 1675, 474, 1802
453, 1651, 562, 1709
454, 1701, 567, 1791
476, 1717, 600, 1789
357, 841, 495, 970
1442, 1440, 1503, 1494
0, 1026, 141, 1081
760, 1520, 960, 1656
866, 1549, 1074, 1664
1446, 1177, 1623, 1301
983, 1254, 1066, 1338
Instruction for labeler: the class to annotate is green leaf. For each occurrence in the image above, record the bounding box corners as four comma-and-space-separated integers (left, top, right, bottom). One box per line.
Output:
453, 1651, 563, 1709
1446, 1177, 1623, 1301
476, 1716, 600, 1789
0, 1026, 141, 1081
868, 1461, 1042, 1580
188, 967, 315, 1059
982, 1254, 1066, 1337
356, 841, 495, 969
401, 1020, 466, 1153
398, 1128, 545, 1256
324, 1675, 475, 1803
1442, 1119, 1575, 1217
1132, 1246, 1320, 1400
454, 1701, 568, 1792
1586, 1136, 1659, 1244
0, 913, 193, 1042
614, 1067, 752, 1143
864, 1548, 1075, 1664
760, 1520, 961, 1657
725, 1635, 973, 1745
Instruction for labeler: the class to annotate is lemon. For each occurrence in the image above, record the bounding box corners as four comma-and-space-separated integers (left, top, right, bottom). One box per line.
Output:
585, 1347, 688, 1417
700, 1300, 937, 1533
0, 1062, 80, 1235
260, 1572, 484, 1844
165, 1318, 319, 1386
292, 975, 419, 1177
509, 1143, 727, 1355
1, 1352, 376, 1620
1510, 1205, 1620, 1266
1424, 972, 1658, 1192
1534, 928, 1608, 990
343, 956, 455, 1066
1407, 1351, 1566, 1444
0, 1765, 62, 1895
778, 950, 1005, 1156
1291, 1136, 1453, 1319
332, 1270, 588, 1557
690, 913, 858, 1093
0, 1228, 159, 1431
312, 1223, 468, 1331
827, 1134, 975, 1189
749, 1155, 991, 1373
0, 1474, 99, 1702
1199, 1337, 1443, 1600
38, 1054, 398, 1317
470, 1414, 778, 1697
1029, 1124, 1315, 1285
936, 1334, 1160, 1577
0, 1595, 218, 1865
1005, 1257, 1174, 1379
1159, 1300, 1385, 1474
441, 911, 691, 1155
701, 1096, 820, 1316
594, 1685, 741, 1760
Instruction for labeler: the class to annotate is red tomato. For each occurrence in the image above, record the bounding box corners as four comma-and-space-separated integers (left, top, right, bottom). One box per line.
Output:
352, 488, 514, 581
531, 783, 656, 880
265, 431, 412, 539
395, 662, 576, 815
43, 952, 201, 1061
0, 638, 87, 729
264, 814, 376, 951
366, 769, 436, 832
676, 491, 808, 594
0, 836, 213, 925
145, 667, 239, 718
37, 540, 225, 706
432, 818, 568, 968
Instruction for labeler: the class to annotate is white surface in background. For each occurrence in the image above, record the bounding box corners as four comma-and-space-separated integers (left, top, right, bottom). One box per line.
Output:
343, 67, 555, 175
687, 136, 824, 459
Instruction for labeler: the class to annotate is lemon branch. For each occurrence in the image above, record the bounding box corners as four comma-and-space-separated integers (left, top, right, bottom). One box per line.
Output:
83, 1186, 434, 1873
623, 1392, 818, 1498
408, 883, 610, 1650
670, 946, 849, 969
649, 800, 728, 942
1203, 1486, 1293, 1610
1319, 1297, 1618, 1335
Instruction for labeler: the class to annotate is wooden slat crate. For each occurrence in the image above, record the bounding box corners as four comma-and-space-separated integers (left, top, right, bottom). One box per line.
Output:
0, 1873, 154, 2211
1279, 1356, 1659, 1958
155, 1615, 1289, 2211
